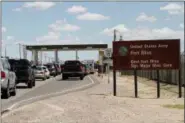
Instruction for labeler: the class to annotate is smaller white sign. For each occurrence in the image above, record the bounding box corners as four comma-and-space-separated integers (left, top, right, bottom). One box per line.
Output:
104, 48, 112, 58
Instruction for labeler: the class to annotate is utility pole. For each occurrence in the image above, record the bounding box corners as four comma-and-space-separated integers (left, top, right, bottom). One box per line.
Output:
19, 43, 21, 59
120, 35, 123, 41
5, 46, 6, 57
113, 29, 117, 96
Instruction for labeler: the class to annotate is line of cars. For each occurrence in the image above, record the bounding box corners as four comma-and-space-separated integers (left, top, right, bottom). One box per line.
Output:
0, 57, 63, 99
1, 57, 95, 99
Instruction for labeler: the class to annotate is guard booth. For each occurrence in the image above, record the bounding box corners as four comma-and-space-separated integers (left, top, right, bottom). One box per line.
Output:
24, 44, 108, 65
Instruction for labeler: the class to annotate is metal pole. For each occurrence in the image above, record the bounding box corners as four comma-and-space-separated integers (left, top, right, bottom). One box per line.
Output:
108, 63, 110, 84
76, 50, 78, 60
113, 29, 117, 96
5, 45, 6, 57
134, 69, 138, 98
19, 43, 21, 59
157, 70, 160, 98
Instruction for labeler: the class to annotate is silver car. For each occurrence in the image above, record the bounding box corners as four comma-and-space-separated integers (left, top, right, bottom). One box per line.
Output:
1, 57, 17, 99
34, 66, 47, 80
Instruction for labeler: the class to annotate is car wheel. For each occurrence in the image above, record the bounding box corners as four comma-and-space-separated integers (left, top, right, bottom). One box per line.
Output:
33, 78, 36, 87
62, 75, 67, 80
43, 77, 46, 81
80, 75, 84, 80
27, 80, 33, 88
11, 84, 16, 96
2, 83, 10, 99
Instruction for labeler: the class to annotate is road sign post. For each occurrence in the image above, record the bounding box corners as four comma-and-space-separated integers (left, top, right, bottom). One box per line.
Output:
113, 39, 180, 98
104, 48, 112, 84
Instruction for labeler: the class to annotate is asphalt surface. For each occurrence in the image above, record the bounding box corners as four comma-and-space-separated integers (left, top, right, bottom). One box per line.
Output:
1, 74, 93, 112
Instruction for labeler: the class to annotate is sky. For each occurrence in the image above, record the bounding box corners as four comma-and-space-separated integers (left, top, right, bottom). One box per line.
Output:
1, 2, 184, 62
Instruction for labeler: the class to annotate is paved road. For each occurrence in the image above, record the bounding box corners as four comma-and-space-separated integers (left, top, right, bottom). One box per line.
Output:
1, 74, 93, 112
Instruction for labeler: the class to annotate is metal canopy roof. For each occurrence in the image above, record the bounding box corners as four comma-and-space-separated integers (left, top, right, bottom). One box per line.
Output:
26, 44, 108, 51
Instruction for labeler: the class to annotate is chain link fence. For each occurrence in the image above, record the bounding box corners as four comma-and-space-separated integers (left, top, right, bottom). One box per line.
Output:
121, 53, 185, 87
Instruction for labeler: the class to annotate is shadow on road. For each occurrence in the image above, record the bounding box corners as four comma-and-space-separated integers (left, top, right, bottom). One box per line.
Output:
57, 77, 82, 81
16, 85, 28, 89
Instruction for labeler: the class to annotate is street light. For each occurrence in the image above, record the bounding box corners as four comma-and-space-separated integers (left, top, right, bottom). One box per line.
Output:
15, 42, 23, 59
4, 44, 13, 57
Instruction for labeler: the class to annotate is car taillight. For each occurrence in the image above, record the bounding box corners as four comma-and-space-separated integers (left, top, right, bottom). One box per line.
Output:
1, 71, 6, 79
80, 66, 83, 71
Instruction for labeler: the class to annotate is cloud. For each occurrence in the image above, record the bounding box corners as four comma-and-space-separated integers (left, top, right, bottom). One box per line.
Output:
13, 2, 55, 11
99, 40, 104, 44
49, 19, 80, 32
136, 13, 157, 22
67, 5, 87, 14
7, 36, 14, 41
2, 27, 7, 33
101, 24, 129, 36
77, 12, 110, 21
36, 19, 81, 45
180, 23, 184, 28
101, 25, 184, 41
160, 3, 184, 15
12, 8, 22, 12
165, 17, 171, 21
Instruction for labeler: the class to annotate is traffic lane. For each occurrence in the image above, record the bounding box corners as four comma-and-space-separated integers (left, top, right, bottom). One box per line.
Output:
1, 75, 92, 111
1, 76, 59, 111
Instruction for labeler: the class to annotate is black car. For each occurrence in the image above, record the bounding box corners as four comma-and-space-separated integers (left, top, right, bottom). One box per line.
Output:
8, 59, 35, 88
62, 60, 85, 80
44, 63, 57, 77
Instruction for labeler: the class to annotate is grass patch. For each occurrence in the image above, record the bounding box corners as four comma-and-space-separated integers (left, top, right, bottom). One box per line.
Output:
163, 104, 184, 109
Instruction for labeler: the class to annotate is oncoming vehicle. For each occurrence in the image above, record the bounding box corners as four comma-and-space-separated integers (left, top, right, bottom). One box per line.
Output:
63, 60, 85, 80
1, 57, 17, 99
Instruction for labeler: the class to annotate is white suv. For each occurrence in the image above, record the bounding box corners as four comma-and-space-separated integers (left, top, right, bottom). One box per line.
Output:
1, 57, 17, 99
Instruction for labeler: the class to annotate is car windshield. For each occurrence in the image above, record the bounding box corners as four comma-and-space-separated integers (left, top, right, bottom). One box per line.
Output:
36, 66, 42, 70
65, 61, 81, 65
45, 64, 53, 68
9, 59, 30, 66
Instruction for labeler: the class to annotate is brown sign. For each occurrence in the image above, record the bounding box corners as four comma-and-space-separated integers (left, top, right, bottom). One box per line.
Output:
113, 39, 180, 70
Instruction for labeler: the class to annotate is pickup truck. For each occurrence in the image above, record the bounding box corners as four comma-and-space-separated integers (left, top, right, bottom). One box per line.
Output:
8, 59, 35, 88
62, 60, 85, 80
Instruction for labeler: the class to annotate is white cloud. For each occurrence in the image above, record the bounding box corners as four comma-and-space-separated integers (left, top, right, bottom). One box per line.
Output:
13, 2, 55, 11
160, 3, 184, 15
102, 25, 184, 41
49, 19, 80, 32
2, 27, 7, 33
77, 12, 110, 21
36, 31, 61, 43
7, 36, 14, 41
99, 40, 104, 44
67, 5, 87, 14
12, 8, 22, 12
165, 17, 171, 21
23, 2, 55, 10
36, 19, 81, 45
136, 13, 157, 22
102, 25, 184, 51
101, 24, 129, 36
180, 23, 184, 28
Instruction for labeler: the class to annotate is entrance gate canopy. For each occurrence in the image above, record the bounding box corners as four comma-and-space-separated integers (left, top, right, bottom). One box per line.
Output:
26, 44, 108, 51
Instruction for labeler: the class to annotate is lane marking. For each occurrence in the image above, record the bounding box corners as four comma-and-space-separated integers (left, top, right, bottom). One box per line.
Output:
2, 76, 95, 118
